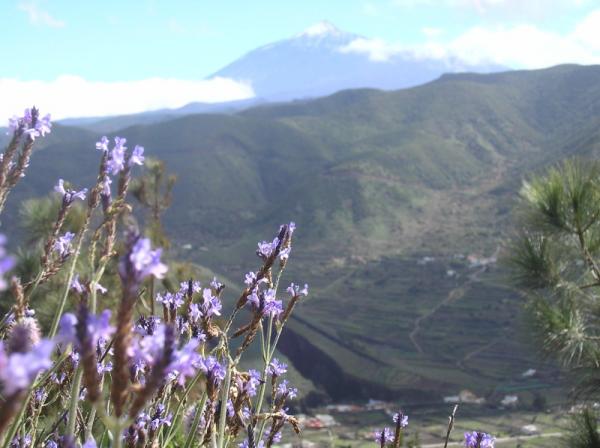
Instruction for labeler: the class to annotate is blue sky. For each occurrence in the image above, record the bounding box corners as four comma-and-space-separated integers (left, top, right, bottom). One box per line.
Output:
2, 0, 598, 81
2, 0, 600, 117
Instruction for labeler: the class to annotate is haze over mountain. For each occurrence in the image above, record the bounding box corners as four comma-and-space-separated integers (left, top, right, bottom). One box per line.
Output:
9, 64, 600, 402
210, 20, 505, 101
59, 20, 506, 131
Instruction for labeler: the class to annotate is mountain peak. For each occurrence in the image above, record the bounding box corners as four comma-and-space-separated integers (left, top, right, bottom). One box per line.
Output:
296, 20, 344, 38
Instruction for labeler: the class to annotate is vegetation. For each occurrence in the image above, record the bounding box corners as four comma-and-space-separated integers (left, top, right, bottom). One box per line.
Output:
4, 65, 600, 400
511, 158, 600, 446
0, 107, 506, 448
0, 110, 310, 447
511, 159, 600, 393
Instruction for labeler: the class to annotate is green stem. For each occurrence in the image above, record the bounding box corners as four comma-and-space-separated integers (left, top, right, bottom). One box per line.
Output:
48, 217, 91, 338
0, 389, 32, 448
66, 367, 83, 439
253, 314, 275, 430
163, 370, 205, 444
216, 362, 232, 448
111, 423, 123, 448
183, 393, 207, 448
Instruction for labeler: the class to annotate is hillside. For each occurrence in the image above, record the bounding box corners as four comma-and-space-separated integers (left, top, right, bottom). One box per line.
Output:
5, 64, 600, 402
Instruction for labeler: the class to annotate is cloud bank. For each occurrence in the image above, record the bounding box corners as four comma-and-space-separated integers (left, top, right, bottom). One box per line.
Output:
0, 76, 255, 120
18, 0, 65, 28
343, 7, 600, 69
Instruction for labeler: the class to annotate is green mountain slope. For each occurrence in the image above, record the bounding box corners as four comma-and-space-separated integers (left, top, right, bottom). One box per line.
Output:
5, 64, 600, 402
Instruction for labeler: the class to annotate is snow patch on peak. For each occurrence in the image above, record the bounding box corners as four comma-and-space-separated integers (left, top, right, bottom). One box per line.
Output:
297, 20, 343, 38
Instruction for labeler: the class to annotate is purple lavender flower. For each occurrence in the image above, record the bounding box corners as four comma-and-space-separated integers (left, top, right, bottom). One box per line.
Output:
179, 280, 201, 294
82, 440, 97, 448
124, 237, 168, 281
210, 277, 223, 290
33, 387, 48, 405
57, 310, 114, 350
374, 428, 394, 446
95, 282, 108, 294
10, 435, 32, 448
0, 235, 15, 290
247, 290, 260, 308
156, 291, 184, 309
53, 232, 75, 258
96, 136, 109, 152
135, 316, 161, 336
265, 428, 282, 443
189, 303, 202, 323
98, 360, 113, 374
23, 109, 33, 125
239, 440, 265, 448
268, 358, 287, 377
241, 406, 251, 421
263, 289, 283, 317
244, 271, 257, 286
245, 369, 262, 396
276, 379, 298, 399
71, 274, 86, 294
393, 412, 408, 429
257, 237, 279, 259
54, 179, 87, 204
36, 114, 52, 137
288, 221, 296, 235
16, 109, 51, 140
168, 339, 201, 386
129, 145, 145, 166
198, 356, 226, 384
201, 288, 222, 317
23, 128, 40, 142
287, 283, 309, 297
70, 274, 107, 295
0, 339, 54, 395
464, 432, 495, 448
247, 288, 282, 317
106, 137, 127, 175
131, 324, 169, 376
227, 399, 235, 418
149, 404, 172, 431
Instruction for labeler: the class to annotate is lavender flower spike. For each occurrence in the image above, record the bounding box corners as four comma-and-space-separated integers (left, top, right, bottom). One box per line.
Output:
0, 339, 54, 395
129, 145, 145, 166
268, 358, 287, 377
393, 412, 408, 429
464, 431, 495, 448
53, 232, 75, 258
0, 234, 15, 290
95, 136, 109, 152
54, 179, 87, 203
374, 428, 394, 447
107, 136, 127, 174
126, 237, 168, 281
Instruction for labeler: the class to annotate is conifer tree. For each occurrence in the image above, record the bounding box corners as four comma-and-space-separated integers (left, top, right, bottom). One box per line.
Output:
511, 158, 600, 395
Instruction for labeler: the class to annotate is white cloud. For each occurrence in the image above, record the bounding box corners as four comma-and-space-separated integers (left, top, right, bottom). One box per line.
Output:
18, 0, 65, 28
339, 8, 600, 69
0, 76, 255, 120
339, 37, 405, 62
392, 0, 592, 14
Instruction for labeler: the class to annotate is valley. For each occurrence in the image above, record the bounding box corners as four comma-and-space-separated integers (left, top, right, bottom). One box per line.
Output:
5, 64, 600, 404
